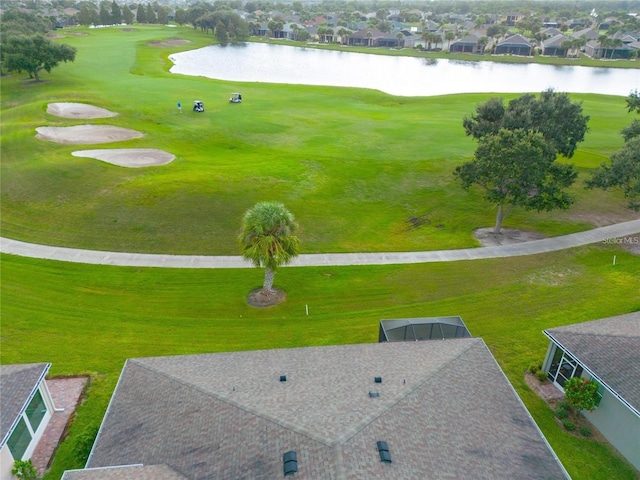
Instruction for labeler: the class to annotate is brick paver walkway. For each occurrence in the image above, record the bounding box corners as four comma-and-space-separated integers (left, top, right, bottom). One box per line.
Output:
30, 377, 87, 475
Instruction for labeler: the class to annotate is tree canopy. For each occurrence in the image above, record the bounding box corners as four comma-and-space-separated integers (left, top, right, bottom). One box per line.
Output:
3, 34, 76, 81
463, 89, 590, 158
587, 90, 640, 211
455, 128, 576, 233
239, 202, 300, 293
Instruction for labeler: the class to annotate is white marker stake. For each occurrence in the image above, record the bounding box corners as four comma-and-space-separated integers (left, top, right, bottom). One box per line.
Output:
306, 304, 309, 316
613, 255, 616, 266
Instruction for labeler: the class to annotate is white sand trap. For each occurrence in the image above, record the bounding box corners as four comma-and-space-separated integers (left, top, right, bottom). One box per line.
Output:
36, 125, 144, 144
47, 103, 118, 119
72, 149, 175, 168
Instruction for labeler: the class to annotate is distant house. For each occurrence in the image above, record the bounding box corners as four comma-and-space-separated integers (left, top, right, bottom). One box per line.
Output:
542, 312, 640, 471
348, 28, 386, 47
571, 27, 599, 41
585, 40, 635, 59
501, 12, 524, 26
0, 363, 55, 480
450, 34, 485, 54
79, 341, 569, 479
495, 34, 532, 56
541, 34, 570, 56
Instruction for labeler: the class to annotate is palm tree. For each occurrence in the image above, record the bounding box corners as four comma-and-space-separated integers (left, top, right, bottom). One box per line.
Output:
239, 202, 300, 294
445, 30, 456, 50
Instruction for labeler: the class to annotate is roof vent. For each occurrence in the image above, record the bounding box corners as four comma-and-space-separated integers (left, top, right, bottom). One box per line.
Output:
283, 451, 298, 476
369, 390, 380, 398
374, 376, 382, 383
280, 375, 287, 382
377, 441, 392, 463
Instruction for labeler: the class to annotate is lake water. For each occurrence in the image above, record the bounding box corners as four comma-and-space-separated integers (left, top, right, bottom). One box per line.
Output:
169, 43, 640, 97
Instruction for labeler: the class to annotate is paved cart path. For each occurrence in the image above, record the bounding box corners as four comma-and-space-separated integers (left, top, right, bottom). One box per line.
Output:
1, 219, 639, 268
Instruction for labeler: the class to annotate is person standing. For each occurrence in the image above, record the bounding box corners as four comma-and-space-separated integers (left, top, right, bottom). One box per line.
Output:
177, 101, 182, 113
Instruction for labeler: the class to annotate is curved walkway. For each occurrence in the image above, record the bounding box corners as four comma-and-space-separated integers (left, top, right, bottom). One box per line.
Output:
1, 219, 639, 268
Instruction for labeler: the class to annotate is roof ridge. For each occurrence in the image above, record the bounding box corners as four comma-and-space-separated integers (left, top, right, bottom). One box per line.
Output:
128, 359, 336, 447
548, 329, 640, 339
331, 338, 482, 446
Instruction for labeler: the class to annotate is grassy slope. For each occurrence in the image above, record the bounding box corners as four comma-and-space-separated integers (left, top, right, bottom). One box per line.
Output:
0, 26, 636, 254
1, 244, 638, 479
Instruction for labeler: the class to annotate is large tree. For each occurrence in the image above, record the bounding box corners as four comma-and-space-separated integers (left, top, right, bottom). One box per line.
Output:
464, 89, 590, 159
239, 202, 300, 294
3, 34, 76, 81
586, 90, 640, 211
455, 128, 577, 233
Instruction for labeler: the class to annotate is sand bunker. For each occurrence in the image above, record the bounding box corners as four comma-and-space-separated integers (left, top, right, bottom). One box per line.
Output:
72, 149, 175, 168
36, 125, 143, 144
148, 38, 191, 47
47, 103, 118, 119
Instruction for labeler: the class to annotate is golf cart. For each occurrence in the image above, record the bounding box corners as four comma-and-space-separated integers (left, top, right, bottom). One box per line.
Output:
229, 93, 242, 103
193, 100, 204, 112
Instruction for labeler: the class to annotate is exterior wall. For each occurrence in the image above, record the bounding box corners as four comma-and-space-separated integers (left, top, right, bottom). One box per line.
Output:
543, 341, 640, 470
1, 382, 55, 479
582, 388, 640, 471
1, 445, 15, 480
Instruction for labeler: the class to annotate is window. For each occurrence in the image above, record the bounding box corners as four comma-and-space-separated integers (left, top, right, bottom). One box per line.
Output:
7, 418, 31, 460
26, 390, 47, 432
549, 346, 583, 387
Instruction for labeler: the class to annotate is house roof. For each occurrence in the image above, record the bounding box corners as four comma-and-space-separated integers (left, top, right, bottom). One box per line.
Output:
0, 362, 51, 447
451, 34, 479, 46
545, 312, 640, 414
62, 465, 187, 480
87, 341, 568, 479
542, 34, 570, 48
498, 34, 531, 47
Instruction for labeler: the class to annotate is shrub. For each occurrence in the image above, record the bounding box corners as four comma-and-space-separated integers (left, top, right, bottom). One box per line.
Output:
564, 377, 601, 412
528, 363, 543, 374
75, 425, 100, 464
536, 370, 547, 382
554, 406, 568, 419
12, 460, 38, 480
580, 426, 592, 437
562, 419, 576, 431
557, 400, 571, 410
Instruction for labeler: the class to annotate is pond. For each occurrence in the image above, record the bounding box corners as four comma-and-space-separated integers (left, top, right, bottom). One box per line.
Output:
169, 43, 640, 97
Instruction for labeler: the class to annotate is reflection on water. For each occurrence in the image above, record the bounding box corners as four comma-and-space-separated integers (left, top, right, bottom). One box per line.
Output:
169, 43, 640, 97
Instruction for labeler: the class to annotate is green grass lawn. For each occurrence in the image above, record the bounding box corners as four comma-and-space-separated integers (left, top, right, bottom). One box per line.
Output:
2, 243, 639, 479
0, 26, 636, 255
2, 25, 639, 479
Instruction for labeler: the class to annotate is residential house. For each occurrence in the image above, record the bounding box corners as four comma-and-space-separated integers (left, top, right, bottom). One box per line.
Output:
585, 40, 635, 59
80, 341, 569, 479
450, 34, 486, 54
542, 312, 640, 470
501, 12, 524, 26
495, 34, 532, 55
348, 29, 386, 47
1, 363, 55, 480
571, 27, 599, 41
541, 34, 570, 56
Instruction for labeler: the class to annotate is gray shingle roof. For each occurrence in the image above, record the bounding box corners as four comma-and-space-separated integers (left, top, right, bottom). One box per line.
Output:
88, 341, 567, 479
498, 34, 531, 46
62, 464, 187, 480
545, 312, 640, 413
0, 362, 50, 447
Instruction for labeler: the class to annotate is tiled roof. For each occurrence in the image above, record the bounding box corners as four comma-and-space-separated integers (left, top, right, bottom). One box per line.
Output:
62, 464, 187, 480
545, 312, 640, 413
0, 362, 50, 447
87, 341, 566, 479
542, 34, 570, 48
498, 34, 531, 46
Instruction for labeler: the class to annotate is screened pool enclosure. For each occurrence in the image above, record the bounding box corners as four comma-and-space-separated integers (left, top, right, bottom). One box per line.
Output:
378, 317, 471, 342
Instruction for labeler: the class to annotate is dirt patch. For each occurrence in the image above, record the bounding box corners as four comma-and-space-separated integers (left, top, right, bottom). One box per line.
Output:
46, 33, 66, 39
66, 31, 88, 36
148, 38, 191, 47
47, 102, 118, 119
473, 227, 546, 247
72, 149, 175, 167
563, 210, 638, 228
247, 287, 287, 308
36, 125, 143, 144
121, 28, 138, 32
